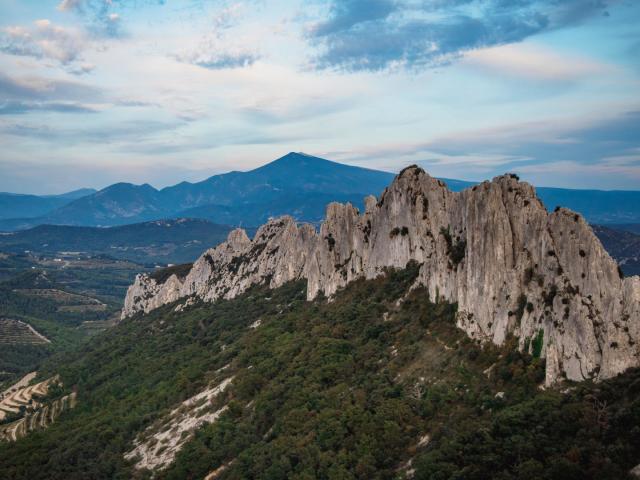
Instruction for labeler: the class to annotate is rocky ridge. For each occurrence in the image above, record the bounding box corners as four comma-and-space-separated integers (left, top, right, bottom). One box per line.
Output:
122, 166, 640, 385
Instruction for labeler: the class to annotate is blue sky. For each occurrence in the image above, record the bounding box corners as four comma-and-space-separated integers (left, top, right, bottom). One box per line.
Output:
0, 0, 639, 194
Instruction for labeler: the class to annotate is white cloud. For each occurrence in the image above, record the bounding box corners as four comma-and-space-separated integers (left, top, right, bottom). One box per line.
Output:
462, 43, 614, 82
57, 0, 82, 12
175, 4, 261, 70
1, 19, 87, 65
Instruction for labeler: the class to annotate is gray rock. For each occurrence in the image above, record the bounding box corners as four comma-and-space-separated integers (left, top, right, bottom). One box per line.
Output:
122, 167, 640, 385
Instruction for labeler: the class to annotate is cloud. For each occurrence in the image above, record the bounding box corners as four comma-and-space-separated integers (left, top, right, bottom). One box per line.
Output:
462, 43, 614, 81
0, 72, 103, 102
178, 48, 259, 70
321, 110, 640, 188
0, 119, 184, 144
57, 0, 83, 12
307, 0, 613, 72
309, 0, 396, 36
55, 0, 168, 38
0, 100, 98, 115
0, 19, 87, 65
176, 3, 260, 70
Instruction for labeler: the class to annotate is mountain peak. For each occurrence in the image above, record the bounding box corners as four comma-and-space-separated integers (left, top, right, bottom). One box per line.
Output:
259, 152, 335, 170
123, 168, 640, 386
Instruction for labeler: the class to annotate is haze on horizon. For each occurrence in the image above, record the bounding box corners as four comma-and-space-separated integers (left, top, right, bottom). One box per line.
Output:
0, 0, 639, 195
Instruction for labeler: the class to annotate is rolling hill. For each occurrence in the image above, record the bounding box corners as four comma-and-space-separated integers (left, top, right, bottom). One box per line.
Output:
0, 218, 235, 265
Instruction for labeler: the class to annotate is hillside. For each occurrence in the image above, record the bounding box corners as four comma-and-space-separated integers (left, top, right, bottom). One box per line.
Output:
593, 225, 640, 276
123, 166, 640, 385
0, 218, 234, 265
0, 189, 96, 222
0, 266, 638, 478
0, 257, 140, 386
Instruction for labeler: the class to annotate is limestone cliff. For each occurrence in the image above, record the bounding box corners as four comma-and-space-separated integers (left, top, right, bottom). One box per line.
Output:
122, 167, 640, 384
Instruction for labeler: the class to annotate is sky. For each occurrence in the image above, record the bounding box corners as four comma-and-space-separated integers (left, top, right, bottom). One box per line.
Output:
0, 0, 639, 194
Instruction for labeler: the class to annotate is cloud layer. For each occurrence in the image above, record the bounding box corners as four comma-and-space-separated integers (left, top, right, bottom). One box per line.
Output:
308, 0, 612, 72
0, 0, 638, 193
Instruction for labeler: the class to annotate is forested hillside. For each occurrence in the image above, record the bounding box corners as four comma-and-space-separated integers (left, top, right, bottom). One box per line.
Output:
0, 264, 638, 479
0, 255, 139, 387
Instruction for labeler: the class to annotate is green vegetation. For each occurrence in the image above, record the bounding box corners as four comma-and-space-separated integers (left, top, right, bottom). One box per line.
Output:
531, 329, 545, 359
149, 263, 193, 283
0, 256, 135, 386
440, 226, 466, 267
0, 219, 234, 265
0, 263, 637, 479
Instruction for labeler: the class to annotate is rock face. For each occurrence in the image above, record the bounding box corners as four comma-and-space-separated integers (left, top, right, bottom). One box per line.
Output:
122, 167, 640, 385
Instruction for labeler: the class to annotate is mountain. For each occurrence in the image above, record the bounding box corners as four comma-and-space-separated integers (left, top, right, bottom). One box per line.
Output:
1, 237, 640, 478
533, 187, 640, 224
1, 167, 639, 478
0, 188, 96, 221
42, 188, 97, 200
609, 223, 640, 235
1, 154, 639, 230
441, 179, 640, 225
178, 192, 368, 227
593, 225, 640, 276
0, 218, 236, 265
124, 166, 640, 386
39, 182, 171, 227
0, 153, 395, 230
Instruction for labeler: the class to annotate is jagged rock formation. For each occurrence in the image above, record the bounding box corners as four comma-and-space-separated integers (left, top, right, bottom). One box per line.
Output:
122, 167, 640, 385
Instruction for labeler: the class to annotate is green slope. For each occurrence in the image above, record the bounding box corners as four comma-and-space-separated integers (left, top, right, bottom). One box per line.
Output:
0, 264, 638, 479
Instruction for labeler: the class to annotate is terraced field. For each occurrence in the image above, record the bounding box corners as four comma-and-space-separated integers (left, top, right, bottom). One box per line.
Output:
0, 373, 76, 442
0, 319, 50, 345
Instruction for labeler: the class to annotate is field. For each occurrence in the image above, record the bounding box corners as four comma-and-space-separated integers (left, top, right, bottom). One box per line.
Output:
0, 318, 50, 345
0, 252, 141, 388
0, 372, 76, 442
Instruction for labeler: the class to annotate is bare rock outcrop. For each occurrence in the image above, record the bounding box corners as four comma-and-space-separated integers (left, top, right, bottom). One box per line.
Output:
122, 167, 640, 385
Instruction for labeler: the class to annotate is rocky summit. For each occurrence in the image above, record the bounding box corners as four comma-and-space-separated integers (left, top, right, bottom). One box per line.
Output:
123, 166, 640, 385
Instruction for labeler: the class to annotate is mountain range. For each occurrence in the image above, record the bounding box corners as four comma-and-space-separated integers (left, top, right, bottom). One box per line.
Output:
1, 163, 639, 479
1, 153, 639, 231
0, 188, 96, 222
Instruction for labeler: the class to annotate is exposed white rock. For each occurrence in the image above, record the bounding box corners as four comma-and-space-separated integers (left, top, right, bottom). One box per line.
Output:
125, 377, 233, 473
417, 434, 430, 447
122, 167, 640, 385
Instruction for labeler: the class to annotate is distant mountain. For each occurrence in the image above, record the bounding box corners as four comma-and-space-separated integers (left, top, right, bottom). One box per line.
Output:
592, 225, 640, 276
440, 179, 640, 225
0, 218, 235, 265
42, 188, 98, 200
606, 224, 640, 235
1, 153, 639, 230
0, 188, 96, 221
179, 192, 370, 227
0, 153, 394, 230
41, 183, 171, 227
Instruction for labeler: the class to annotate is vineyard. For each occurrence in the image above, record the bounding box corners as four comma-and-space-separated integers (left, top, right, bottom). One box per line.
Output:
0, 373, 76, 442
